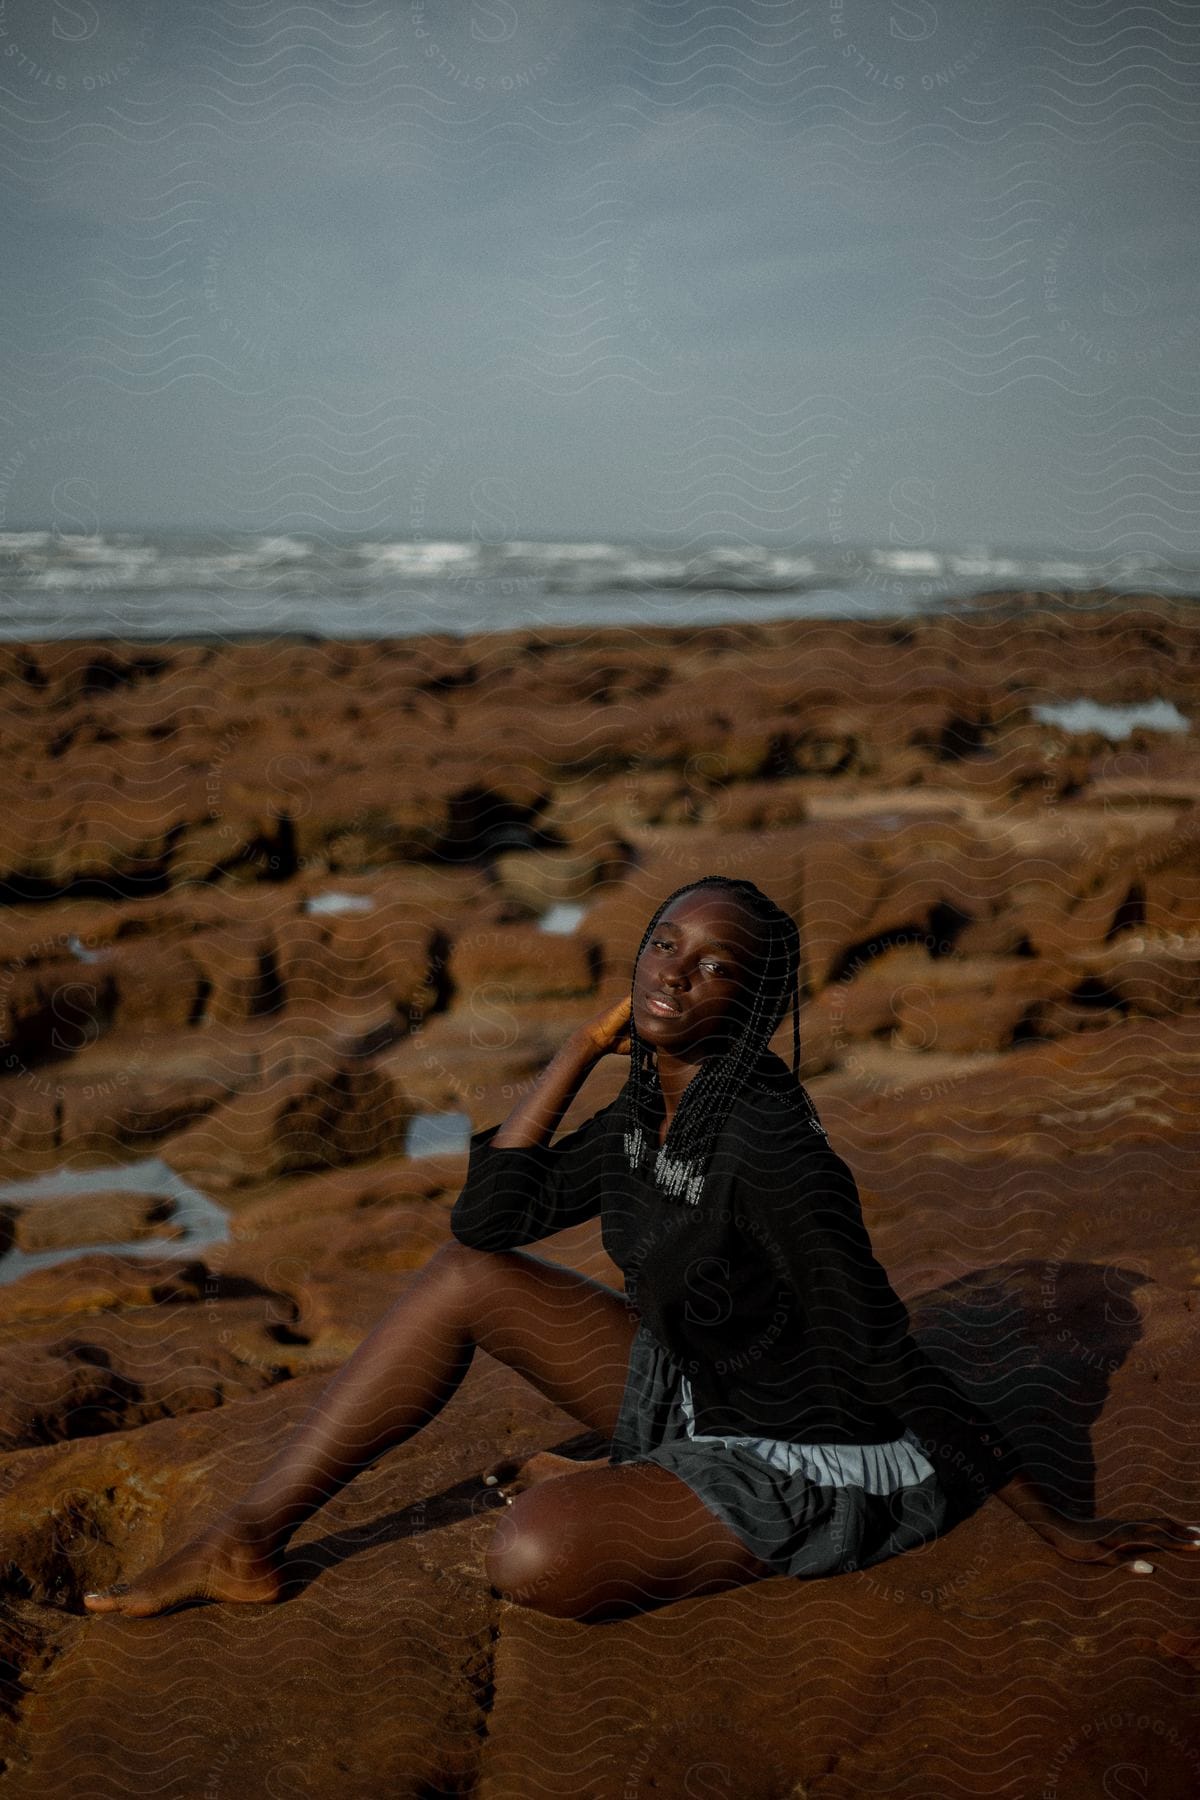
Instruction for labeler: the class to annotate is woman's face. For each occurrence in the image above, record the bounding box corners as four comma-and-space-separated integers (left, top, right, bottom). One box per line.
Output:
632, 888, 763, 1060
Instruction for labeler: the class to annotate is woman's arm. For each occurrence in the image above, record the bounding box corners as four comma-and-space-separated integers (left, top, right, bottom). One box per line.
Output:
992, 1466, 1200, 1568
902, 1317, 1200, 1570
448, 997, 630, 1252
489, 996, 628, 1149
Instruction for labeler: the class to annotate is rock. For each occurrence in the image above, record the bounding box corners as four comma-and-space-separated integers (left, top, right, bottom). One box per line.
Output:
8, 1190, 182, 1254
163, 1054, 412, 1192
0, 1350, 544, 1796
0, 1084, 61, 1174
188, 921, 281, 1024
492, 847, 601, 909
0, 1252, 210, 1330
0, 1296, 292, 1454
101, 942, 210, 1035
59, 1058, 227, 1149
0, 1174, 1196, 1795
228, 1154, 455, 1243
1076, 933, 1200, 1017
0, 610, 1197, 1794
447, 921, 599, 1004
0, 959, 117, 1069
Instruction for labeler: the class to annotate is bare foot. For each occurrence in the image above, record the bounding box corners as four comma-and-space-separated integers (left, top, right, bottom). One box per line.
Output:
82, 1525, 283, 1618
482, 1448, 610, 1499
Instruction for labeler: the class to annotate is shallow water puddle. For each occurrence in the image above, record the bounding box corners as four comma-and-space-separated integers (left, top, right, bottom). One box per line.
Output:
303, 892, 376, 916
1031, 697, 1190, 738
0, 1158, 229, 1285
405, 1112, 473, 1158
538, 903, 587, 934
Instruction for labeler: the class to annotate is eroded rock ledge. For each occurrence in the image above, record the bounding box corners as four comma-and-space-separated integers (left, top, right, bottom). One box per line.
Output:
0, 603, 1197, 1797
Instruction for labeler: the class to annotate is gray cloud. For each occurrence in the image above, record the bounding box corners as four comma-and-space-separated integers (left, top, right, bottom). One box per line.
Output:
2, 1, 1198, 552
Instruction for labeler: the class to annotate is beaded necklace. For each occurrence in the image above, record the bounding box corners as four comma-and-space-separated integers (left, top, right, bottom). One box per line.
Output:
622, 1056, 828, 1207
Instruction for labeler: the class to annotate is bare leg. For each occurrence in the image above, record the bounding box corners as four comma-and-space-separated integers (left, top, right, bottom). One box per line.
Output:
486, 1460, 777, 1621
84, 1241, 639, 1617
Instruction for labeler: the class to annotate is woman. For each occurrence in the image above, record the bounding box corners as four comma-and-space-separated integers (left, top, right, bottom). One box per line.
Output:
85, 876, 1199, 1621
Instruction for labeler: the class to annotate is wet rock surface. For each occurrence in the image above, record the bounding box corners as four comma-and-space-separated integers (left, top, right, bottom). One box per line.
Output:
3, 1190, 182, 1254
0, 603, 1198, 1796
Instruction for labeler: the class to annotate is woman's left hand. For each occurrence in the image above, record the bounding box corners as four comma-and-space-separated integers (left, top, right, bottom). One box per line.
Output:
1035, 1513, 1200, 1570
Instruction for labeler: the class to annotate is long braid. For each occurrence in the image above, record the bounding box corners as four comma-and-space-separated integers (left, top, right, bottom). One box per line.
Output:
623, 875, 816, 1205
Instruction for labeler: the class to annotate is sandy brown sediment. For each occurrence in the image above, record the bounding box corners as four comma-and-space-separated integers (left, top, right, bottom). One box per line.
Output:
0, 600, 1197, 1796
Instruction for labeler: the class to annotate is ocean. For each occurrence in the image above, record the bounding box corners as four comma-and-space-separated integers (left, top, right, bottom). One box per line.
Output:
0, 530, 1196, 641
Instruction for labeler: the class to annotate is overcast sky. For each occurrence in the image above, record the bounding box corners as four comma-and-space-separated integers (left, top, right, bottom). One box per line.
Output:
3, 1, 1199, 552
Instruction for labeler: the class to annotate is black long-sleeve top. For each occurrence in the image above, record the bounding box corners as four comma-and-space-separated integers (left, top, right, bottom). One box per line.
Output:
450, 1056, 1020, 1511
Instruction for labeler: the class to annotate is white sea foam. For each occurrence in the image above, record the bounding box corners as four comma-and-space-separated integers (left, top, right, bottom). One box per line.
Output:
872, 549, 944, 575
1, 530, 1196, 639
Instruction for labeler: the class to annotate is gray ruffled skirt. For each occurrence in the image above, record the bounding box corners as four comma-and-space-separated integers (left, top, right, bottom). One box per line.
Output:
608, 1322, 950, 1580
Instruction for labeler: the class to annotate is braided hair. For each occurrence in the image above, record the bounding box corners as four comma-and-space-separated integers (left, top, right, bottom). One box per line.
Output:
623, 874, 818, 1206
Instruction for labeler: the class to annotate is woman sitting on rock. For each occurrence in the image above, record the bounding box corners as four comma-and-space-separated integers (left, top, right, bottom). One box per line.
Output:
85, 875, 1200, 1621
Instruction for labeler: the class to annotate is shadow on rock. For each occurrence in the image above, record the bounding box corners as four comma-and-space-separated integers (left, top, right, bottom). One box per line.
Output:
909, 1257, 1150, 1525
282, 1428, 612, 1596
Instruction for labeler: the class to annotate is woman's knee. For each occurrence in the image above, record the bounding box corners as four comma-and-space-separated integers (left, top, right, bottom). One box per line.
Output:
484, 1506, 577, 1615
483, 1480, 668, 1622
484, 1476, 616, 1618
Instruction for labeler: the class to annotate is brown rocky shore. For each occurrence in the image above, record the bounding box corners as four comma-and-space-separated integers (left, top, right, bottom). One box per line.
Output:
0, 595, 1198, 1797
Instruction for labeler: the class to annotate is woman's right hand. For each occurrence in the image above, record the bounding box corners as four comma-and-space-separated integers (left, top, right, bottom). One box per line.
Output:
491, 995, 632, 1151
576, 994, 632, 1059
